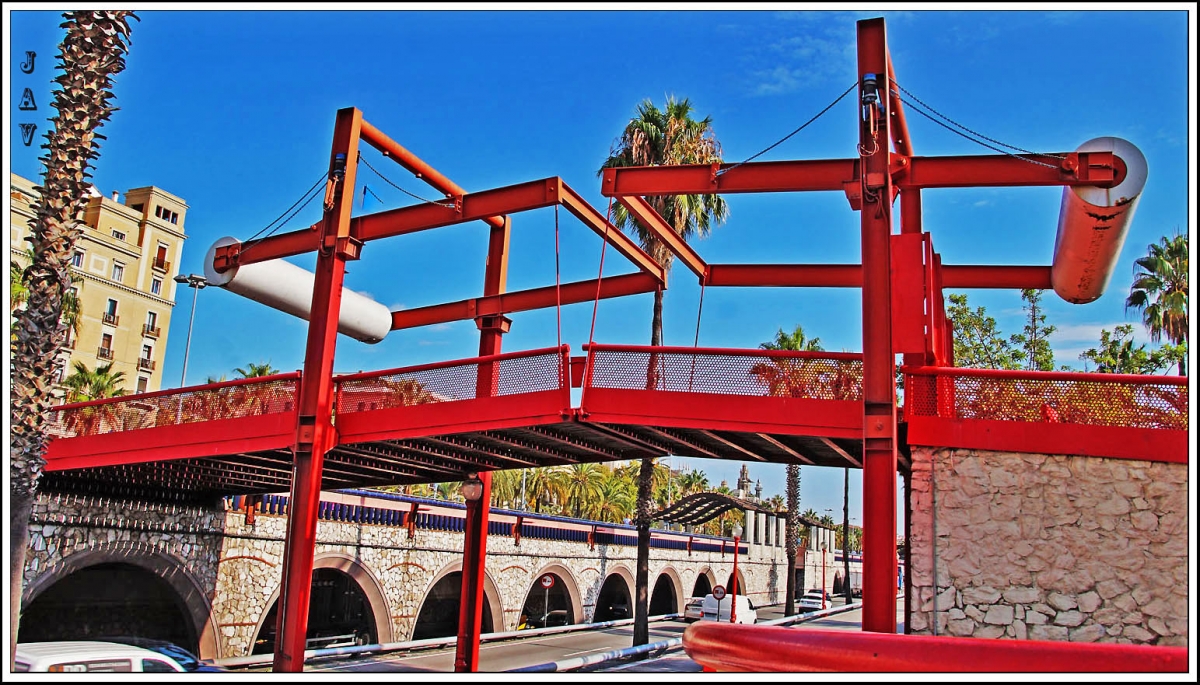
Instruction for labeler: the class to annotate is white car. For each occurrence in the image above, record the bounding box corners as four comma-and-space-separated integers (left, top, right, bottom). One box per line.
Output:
14, 641, 186, 673
798, 589, 829, 612
699, 593, 757, 624
683, 597, 705, 622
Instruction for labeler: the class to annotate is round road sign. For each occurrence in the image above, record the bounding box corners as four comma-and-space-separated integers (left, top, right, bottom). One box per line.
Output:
711, 585, 726, 600
540, 574, 556, 589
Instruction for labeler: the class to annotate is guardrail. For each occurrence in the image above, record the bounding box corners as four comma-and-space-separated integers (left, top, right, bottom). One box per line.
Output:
213, 613, 681, 669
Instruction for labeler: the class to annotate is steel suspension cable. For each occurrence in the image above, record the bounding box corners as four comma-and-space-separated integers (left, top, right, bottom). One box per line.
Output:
587, 198, 615, 349
554, 204, 562, 350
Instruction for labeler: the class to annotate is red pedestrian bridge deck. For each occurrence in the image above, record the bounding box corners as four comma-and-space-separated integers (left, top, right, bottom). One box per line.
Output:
41, 345, 1187, 502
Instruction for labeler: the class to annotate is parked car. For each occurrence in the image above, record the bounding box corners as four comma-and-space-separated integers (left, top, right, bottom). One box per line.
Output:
97, 636, 225, 672
683, 597, 705, 622
14, 641, 186, 672
699, 593, 757, 625
798, 589, 828, 612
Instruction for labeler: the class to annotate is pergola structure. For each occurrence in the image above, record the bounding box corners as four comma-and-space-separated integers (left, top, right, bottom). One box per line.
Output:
39, 16, 1187, 673
653, 492, 777, 527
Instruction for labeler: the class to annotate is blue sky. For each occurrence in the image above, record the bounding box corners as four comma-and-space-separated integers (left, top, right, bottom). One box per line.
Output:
6, 7, 1194, 523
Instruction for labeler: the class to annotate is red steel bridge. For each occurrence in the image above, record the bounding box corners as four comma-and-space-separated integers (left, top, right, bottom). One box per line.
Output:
40, 17, 1187, 674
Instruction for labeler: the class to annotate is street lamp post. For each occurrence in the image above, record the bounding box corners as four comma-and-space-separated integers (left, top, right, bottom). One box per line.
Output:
730, 523, 743, 624
173, 273, 207, 387
821, 542, 828, 611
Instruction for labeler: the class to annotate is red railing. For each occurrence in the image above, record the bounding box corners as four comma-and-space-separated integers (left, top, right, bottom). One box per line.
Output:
583, 344, 863, 400
49, 373, 301, 439
334, 346, 570, 414
683, 623, 1188, 672
904, 366, 1188, 430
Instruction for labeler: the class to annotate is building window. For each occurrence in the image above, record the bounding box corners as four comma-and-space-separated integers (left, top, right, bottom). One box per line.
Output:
142, 344, 153, 359
130, 202, 144, 212
111, 261, 124, 283
154, 205, 179, 224
71, 251, 84, 268
151, 277, 162, 295
146, 311, 157, 328
153, 243, 169, 271
103, 298, 118, 326
111, 229, 126, 241
98, 332, 114, 360
137, 377, 149, 393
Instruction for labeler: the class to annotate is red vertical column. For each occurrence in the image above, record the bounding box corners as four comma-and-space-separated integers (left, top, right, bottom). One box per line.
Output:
856, 18, 899, 635
272, 107, 363, 672
454, 216, 511, 672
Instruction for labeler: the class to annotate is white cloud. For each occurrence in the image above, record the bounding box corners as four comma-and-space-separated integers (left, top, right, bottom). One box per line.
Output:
972, 200, 991, 208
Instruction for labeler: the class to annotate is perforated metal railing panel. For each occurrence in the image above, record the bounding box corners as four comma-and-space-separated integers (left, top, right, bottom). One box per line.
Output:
905, 370, 1188, 430
586, 346, 864, 400
48, 376, 300, 439
336, 348, 566, 414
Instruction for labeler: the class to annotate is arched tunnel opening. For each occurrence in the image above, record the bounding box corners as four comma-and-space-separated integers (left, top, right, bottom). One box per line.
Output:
691, 573, 712, 598
591, 574, 631, 623
411, 572, 497, 641
726, 571, 747, 597
518, 574, 574, 629
648, 574, 677, 616
20, 562, 196, 652
253, 568, 377, 654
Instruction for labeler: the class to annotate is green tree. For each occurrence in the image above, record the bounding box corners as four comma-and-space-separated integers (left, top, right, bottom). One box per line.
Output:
599, 95, 728, 648
235, 362, 280, 378
1009, 289, 1057, 371
11, 247, 83, 347
1126, 231, 1188, 375
947, 293, 1022, 369
784, 463, 801, 616
551, 464, 606, 518
9, 13, 137, 658
1079, 324, 1173, 375
61, 360, 129, 403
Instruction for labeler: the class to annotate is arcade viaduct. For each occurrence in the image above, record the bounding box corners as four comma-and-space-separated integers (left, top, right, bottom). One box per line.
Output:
20, 488, 849, 661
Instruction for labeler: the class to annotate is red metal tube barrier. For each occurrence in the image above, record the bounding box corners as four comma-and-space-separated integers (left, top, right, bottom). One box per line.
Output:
683, 624, 1189, 673
582, 343, 863, 362
333, 345, 569, 383
51, 371, 302, 411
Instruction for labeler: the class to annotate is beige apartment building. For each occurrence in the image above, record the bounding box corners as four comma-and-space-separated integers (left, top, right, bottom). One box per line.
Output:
9, 172, 188, 399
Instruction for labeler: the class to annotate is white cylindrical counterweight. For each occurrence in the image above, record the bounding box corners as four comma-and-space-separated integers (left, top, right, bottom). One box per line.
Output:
1050, 136, 1148, 304
203, 236, 391, 344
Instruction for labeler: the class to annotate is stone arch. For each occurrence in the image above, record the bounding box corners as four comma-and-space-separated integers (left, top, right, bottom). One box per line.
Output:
725, 568, 749, 597
251, 552, 395, 652
691, 567, 717, 597
650, 566, 685, 614
22, 540, 219, 660
591, 564, 634, 623
524, 562, 583, 627
410, 561, 503, 641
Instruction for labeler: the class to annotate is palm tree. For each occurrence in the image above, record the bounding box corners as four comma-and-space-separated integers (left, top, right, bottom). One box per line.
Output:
758, 325, 823, 616
551, 464, 606, 518
11, 247, 83, 347
9, 11, 137, 657
600, 95, 727, 647
61, 360, 129, 403
1126, 231, 1188, 375
236, 361, 280, 378
593, 476, 636, 524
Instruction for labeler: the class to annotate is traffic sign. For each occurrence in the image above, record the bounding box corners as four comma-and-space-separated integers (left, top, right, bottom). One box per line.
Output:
540, 574, 556, 589
712, 585, 726, 600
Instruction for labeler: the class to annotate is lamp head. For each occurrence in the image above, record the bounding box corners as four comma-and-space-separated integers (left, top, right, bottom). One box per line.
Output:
732, 524, 743, 539
461, 474, 484, 502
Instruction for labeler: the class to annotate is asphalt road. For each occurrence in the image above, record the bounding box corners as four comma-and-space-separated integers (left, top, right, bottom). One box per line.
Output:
243, 598, 864, 673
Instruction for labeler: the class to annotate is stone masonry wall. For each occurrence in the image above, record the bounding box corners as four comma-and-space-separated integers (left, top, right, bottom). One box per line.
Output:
908, 448, 1187, 646
25, 493, 786, 660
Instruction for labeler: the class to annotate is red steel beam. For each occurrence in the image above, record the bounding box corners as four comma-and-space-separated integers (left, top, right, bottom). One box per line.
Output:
601, 159, 857, 197
886, 51, 913, 158
359, 118, 506, 230
617, 196, 708, 280
559, 183, 666, 282
273, 106, 362, 673
389, 272, 661, 330
454, 216, 510, 673
703, 264, 1050, 289
857, 17, 899, 636
683, 623, 1189, 673
896, 152, 1123, 189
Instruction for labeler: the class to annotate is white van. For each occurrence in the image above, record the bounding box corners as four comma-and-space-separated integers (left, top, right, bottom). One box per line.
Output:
14, 641, 186, 672
699, 593, 757, 624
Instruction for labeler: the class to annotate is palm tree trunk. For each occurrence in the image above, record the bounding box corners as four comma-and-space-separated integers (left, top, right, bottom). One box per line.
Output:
633, 456, 654, 647
8, 11, 136, 662
843, 467, 852, 604
784, 464, 800, 616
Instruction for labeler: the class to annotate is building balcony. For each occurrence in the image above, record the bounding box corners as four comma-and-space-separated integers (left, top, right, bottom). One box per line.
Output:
153, 257, 170, 272
142, 324, 161, 338
137, 357, 156, 372
102, 312, 119, 326
97, 346, 114, 360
